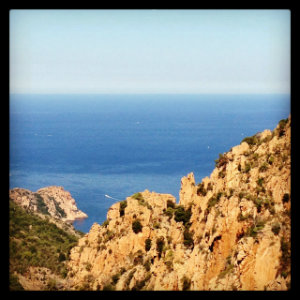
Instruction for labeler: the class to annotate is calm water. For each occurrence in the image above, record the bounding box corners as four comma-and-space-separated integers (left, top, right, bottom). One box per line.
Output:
9, 94, 290, 232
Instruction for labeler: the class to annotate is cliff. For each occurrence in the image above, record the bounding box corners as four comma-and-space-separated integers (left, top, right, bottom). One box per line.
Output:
9, 197, 84, 291
9, 186, 88, 224
66, 116, 291, 291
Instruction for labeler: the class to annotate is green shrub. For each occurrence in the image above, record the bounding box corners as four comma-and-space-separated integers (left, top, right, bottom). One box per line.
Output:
259, 162, 268, 172
246, 221, 265, 237
271, 223, 281, 235
58, 252, 66, 262
9, 273, 24, 291
183, 228, 194, 248
277, 119, 288, 137
207, 192, 222, 211
164, 207, 174, 218
119, 200, 127, 217
102, 219, 109, 227
257, 177, 264, 187
228, 188, 235, 198
131, 192, 144, 201
277, 237, 290, 279
34, 193, 50, 215
207, 182, 213, 191
181, 275, 191, 291
216, 192, 222, 200
268, 155, 275, 165
153, 221, 161, 229
279, 118, 288, 129
85, 262, 92, 271
254, 198, 263, 211
111, 273, 121, 285
244, 163, 251, 173
131, 192, 152, 209
197, 183, 207, 196
174, 205, 192, 226
215, 153, 228, 168
132, 220, 143, 234
105, 230, 115, 241
167, 199, 175, 209
145, 238, 152, 252
156, 236, 165, 258
262, 198, 274, 211
164, 260, 173, 272
218, 170, 226, 179
238, 192, 245, 200
143, 259, 151, 271
242, 135, 258, 146
282, 193, 290, 203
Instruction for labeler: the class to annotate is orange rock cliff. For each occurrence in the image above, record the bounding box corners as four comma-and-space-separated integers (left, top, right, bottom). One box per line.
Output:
65, 116, 291, 291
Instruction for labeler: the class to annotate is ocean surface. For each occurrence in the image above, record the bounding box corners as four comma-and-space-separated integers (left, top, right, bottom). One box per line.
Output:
9, 94, 290, 232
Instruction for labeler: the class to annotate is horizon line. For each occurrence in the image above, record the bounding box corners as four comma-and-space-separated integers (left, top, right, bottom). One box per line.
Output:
10, 92, 291, 96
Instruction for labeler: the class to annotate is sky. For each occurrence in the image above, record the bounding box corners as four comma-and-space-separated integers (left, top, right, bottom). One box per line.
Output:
9, 9, 290, 94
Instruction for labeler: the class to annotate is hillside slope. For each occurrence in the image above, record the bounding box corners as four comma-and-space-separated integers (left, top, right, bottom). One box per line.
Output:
9, 199, 85, 290
66, 116, 291, 291
9, 186, 88, 223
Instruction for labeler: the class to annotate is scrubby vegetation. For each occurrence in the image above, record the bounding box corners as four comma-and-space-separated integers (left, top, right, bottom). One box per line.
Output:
174, 205, 192, 226
278, 237, 291, 279
9, 199, 82, 289
241, 135, 258, 146
183, 228, 194, 248
271, 223, 281, 235
207, 192, 223, 212
50, 196, 66, 218
167, 199, 176, 208
218, 257, 234, 279
215, 153, 228, 168
282, 193, 290, 203
34, 193, 50, 215
132, 220, 143, 234
246, 220, 265, 237
145, 238, 152, 252
181, 275, 191, 290
156, 236, 165, 258
131, 192, 144, 201
197, 182, 207, 196
9, 273, 24, 291
276, 118, 289, 138
119, 200, 127, 217
131, 192, 152, 210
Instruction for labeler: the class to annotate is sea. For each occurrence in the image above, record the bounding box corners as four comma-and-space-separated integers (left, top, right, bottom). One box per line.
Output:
9, 94, 290, 233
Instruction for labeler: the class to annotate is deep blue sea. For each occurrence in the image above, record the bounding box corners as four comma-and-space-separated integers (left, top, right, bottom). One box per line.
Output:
9, 94, 290, 232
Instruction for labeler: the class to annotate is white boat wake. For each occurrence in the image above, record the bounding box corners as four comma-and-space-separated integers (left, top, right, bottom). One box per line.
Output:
105, 194, 122, 201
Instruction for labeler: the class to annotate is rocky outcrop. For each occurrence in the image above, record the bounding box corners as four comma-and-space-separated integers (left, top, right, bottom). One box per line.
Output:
9, 186, 87, 223
66, 117, 291, 291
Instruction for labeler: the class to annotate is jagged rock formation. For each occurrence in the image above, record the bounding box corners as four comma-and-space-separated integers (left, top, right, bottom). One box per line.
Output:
9, 186, 87, 239
67, 117, 291, 291
9, 186, 88, 223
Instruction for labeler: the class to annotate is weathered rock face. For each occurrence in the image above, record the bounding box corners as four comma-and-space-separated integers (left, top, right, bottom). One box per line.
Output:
67, 117, 290, 291
9, 186, 88, 223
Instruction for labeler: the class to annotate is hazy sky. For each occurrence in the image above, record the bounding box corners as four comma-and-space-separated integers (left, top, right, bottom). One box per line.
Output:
10, 9, 290, 94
